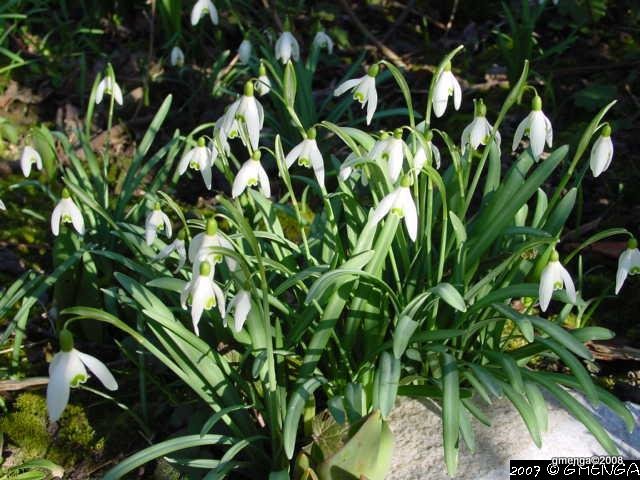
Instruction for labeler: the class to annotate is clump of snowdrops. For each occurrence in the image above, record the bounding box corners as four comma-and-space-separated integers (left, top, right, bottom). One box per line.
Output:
2, 11, 637, 480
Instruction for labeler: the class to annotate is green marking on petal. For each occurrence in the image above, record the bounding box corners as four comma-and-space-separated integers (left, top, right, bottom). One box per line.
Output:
354, 91, 365, 103
247, 177, 258, 187
298, 157, 310, 167
62, 213, 73, 224
190, 160, 200, 170
553, 280, 563, 290
391, 207, 404, 218
630, 267, 640, 275
70, 373, 88, 387
205, 296, 216, 309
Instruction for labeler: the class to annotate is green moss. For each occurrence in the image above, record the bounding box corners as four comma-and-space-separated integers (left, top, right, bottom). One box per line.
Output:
0, 392, 103, 468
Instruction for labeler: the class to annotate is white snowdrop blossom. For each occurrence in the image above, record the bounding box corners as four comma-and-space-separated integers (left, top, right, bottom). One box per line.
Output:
189, 218, 237, 272
51, 189, 84, 236
170, 46, 185, 67
371, 176, 418, 242
154, 230, 187, 273
339, 152, 368, 186
181, 261, 225, 335
615, 238, 640, 294
233, 150, 270, 198
191, 0, 218, 26
275, 30, 300, 63
20, 146, 42, 177
334, 64, 379, 125
461, 100, 501, 154
590, 125, 614, 178
95, 75, 123, 105
47, 330, 117, 422
367, 129, 406, 182
226, 290, 251, 332
432, 61, 462, 118
512, 95, 553, 160
312, 31, 334, 54
538, 250, 577, 312
178, 138, 214, 190
285, 128, 325, 189
238, 38, 252, 64
0, 198, 5, 210
413, 133, 441, 171
145, 203, 172, 246
219, 81, 264, 150
255, 63, 271, 96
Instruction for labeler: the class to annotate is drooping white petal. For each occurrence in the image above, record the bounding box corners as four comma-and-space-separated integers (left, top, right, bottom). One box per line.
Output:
313, 31, 334, 54
371, 190, 399, 226
228, 290, 251, 331
460, 123, 472, 154
469, 117, 488, 151
255, 75, 271, 96
170, 46, 185, 67
309, 141, 325, 188
256, 162, 271, 197
201, 164, 212, 190
0, 199, 5, 210
212, 281, 226, 318
47, 352, 72, 421
387, 138, 404, 182
239, 96, 262, 150
364, 77, 378, 125
20, 146, 42, 177
238, 39, 252, 64
432, 142, 441, 169
558, 264, 577, 304
191, 0, 218, 25
178, 148, 195, 175
232, 160, 256, 198
398, 187, 417, 241
188, 233, 204, 263
51, 202, 63, 236
333, 77, 362, 97
413, 146, 427, 171
433, 71, 459, 118
452, 74, 462, 111
77, 351, 118, 390
590, 136, 614, 177
543, 113, 553, 147
95, 78, 106, 105
67, 199, 85, 235
111, 82, 123, 105
539, 262, 557, 312
512, 114, 529, 152
181, 278, 193, 309
285, 141, 305, 168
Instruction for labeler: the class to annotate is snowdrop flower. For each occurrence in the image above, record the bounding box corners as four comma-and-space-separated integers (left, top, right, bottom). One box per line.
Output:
366, 129, 406, 182
145, 203, 172, 246
413, 130, 441, 170
538, 250, 576, 312
590, 124, 614, 178
181, 261, 225, 335
51, 189, 84, 236
432, 61, 462, 118
615, 238, 640, 294
219, 81, 264, 150
20, 145, 42, 177
0, 198, 4, 210
285, 128, 325, 189
371, 175, 418, 241
339, 152, 368, 186
189, 218, 236, 272
226, 289, 251, 332
95, 75, 123, 105
154, 229, 187, 273
233, 150, 270, 198
255, 63, 271, 96
461, 99, 501, 154
191, 0, 218, 26
178, 137, 214, 189
275, 19, 300, 63
170, 46, 185, 67
512, 95, 553, 160
238, 38, 252, 64
47, 329, 117, 422
312, 30, 334, 54
334, 64, 379, 125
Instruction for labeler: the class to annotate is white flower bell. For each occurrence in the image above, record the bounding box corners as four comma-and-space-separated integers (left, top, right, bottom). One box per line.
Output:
512, 95, 553, 160
312, 30, 334, 54
145, 203, 172, 246
0, 198, 5, 210
275, 20, 300, 63
20, 145, 43, 177
255, 63, 271, 96
233, 150, 270, 198
371, 175, 418, 242
461, 99, 501, 154
368, 129, 406, 182
413, 130, 441, 170
538, 250, 577, 312
339, 152, 368, 186
51, 189, 85, 236
189, 218, 237, 272
285, 128, 325, 189
219, 81, 264, 150
226, 289, 251, 332
191, 0, 218, 26
615, 238, 640, 294
181, 261, 226, 335
238, 38, 252, 64
154, 229, 187, 273
590, 124, 614, 178
47, 329, 117, 422
334, 64, 379, 125
178, 137, 214, 190
432, 61, 462, 118
95, 75, 123, 105
170, 46, 185, 67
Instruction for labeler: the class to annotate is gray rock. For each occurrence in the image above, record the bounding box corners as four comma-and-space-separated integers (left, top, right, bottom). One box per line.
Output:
388, 392, 640, 479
